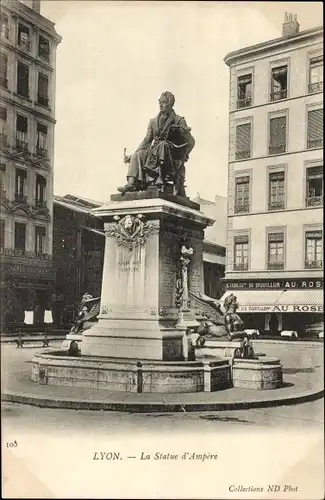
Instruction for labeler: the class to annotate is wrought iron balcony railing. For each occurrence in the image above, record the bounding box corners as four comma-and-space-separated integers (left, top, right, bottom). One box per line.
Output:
0, 247, 52, 261
270, 89, 287, 101
233, 262, 248, 271
234, 203, 250, 214
305, 260, 323, 269
14, 193, 27, 204
235, 150, 251, 160
268, 201, 285, 211
308, 82, 323, 93
236, 97, 252, 109
16, 139, 29, 151
267, 261, 284, 270
36, 146, 48, 158
269, 144, 286, 155
306, 196, 323, 207
37, 96, 49, 107
307, 139, 323, 149
35, 199, 47, 209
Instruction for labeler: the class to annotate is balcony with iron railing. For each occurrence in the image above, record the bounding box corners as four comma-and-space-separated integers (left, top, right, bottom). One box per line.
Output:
37, 95, 49, 107
16, 138, 29, 152
267, 261, 284, 270
236, 97, 252, 109
269, 144, 286, 155
270, 89, 287, 101
35, 199, 47, 209
305, 259, 323, 269
36, 146, 48, 158
308, 81, 323, 93
306, 195, 323, 207
235, 150, 251, 160
234, 203, 250, 214
307, 138, 323, 149
268, 200, 285, 211
233, 262, 248, 271
0, 247, 52, 261
14, 193, 28, 204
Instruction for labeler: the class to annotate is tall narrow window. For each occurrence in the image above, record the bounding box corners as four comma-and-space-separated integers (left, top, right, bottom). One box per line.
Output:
36, 123, 48, 157
35, 175, 47, 207
269, 116, 286, 155
0, 219, 5, 249
0, 52, 8, 89
234, 175, 250, 213
235, 123, 251, 160
309, 56, 323, 93
0, 163, 6, 198
0, 107, 7, 147
0, 13, 9, 39
234, 235, 249, 271
15, 168, 27, 203
38, 35, 50, 61
35, 226, 46, 254
18, 23, 30, 50
305, 230, 323, 269
307, 109, 323, 149
37, 73, 49, 107
269, 171, 285, 211
306, 166, 323, 207
16, 114, 28, 151
237, 74, 252, 108
270, 65, 288, 101
267, 233, 284, 270
17, 61, 29, 98
15, 222, 26, 252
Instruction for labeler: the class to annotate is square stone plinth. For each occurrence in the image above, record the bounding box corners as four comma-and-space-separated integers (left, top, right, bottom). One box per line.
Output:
81, 195, 214, 360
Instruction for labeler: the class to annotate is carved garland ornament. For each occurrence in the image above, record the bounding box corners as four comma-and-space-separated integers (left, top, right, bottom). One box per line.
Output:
106, 214, 159, 250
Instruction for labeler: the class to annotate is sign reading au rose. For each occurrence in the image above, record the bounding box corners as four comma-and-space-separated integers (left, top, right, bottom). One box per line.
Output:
224, 278, 323, 290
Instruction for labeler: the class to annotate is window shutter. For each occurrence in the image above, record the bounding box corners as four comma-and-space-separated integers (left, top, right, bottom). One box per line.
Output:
268, 233, 284, 242
269, 116, 286, 147
234, 235, 249, 244
307, 109, 323, 146
307, 166, 323, 179
236, 123, 251, 159
306, 230, 322, 239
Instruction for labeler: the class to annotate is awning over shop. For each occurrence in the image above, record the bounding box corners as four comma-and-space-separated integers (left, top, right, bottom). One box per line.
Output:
221, 289, 323, 313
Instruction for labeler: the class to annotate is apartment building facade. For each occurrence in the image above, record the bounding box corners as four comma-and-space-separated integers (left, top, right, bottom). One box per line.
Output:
223, 15, 323, 335
0, 0, 61, 331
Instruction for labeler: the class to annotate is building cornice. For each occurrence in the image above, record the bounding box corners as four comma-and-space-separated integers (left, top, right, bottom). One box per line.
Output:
224, 26, 323, 67
2, 0, 62, 44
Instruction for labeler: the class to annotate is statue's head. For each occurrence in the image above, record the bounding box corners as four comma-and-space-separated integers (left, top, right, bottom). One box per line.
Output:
159, 91, 175, 114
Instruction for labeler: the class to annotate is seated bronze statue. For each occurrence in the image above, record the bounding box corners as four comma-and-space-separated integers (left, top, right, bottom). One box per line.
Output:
118, 91, 195, 197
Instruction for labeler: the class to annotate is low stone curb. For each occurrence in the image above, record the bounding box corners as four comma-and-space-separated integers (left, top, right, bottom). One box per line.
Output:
2, 386, 323, 413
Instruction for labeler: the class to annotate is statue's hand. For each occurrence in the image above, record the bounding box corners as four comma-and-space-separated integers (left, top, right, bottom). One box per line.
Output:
124, 155, 131, 164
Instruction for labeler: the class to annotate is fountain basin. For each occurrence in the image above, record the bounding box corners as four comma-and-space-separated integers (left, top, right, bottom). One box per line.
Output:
31, 351, 232, 393
232, 357, 283, 390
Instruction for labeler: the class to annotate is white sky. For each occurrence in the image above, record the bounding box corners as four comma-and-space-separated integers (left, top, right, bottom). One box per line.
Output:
41, 1, 323, 203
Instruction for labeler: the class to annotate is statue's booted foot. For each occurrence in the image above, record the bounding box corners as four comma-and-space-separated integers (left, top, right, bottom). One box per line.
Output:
117, 183, 137, 194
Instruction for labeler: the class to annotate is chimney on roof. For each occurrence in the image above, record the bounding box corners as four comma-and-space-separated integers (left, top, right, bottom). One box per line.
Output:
282, 12, 300, 37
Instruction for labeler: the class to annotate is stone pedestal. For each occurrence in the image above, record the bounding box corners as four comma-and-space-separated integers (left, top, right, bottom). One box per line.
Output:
81, 191, 214, 361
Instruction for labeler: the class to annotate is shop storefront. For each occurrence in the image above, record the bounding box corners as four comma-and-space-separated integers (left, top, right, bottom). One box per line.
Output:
221, 278, 324, 336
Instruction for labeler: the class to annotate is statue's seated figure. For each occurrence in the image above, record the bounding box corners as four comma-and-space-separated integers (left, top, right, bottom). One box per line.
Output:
118, 91, 195, 198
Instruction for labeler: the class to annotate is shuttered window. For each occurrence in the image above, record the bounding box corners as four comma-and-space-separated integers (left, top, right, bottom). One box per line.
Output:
234, 235, 249, 270
305, 230, 323, 268
269, 171, 285, 210
0, 52, 8, 88
269, 116, 286, 154
235, 176, 250, 213
307, 109, 323, 149
236, 123, 251, 159
17, 61, 29, 98
267, 233, 284, 269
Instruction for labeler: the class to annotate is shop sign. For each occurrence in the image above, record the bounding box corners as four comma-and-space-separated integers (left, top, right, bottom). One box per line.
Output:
224, 278, 323, 290
239, 304, 323, 313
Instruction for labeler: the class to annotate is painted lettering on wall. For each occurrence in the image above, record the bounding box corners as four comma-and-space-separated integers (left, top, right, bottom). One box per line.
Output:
224, 278, 323, 290
239, 305, 323, 313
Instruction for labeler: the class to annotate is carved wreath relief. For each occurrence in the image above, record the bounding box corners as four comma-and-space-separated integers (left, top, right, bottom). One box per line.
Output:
105, 214, 159, 250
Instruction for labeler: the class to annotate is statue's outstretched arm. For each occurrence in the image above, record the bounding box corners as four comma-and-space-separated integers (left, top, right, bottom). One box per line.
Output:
135, 120, 154, 153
